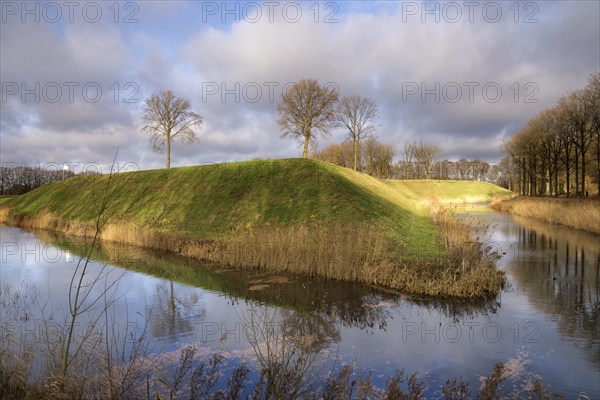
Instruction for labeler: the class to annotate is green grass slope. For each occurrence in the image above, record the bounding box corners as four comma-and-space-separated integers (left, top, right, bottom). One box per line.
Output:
385, 180, 512, 204
3, 159, 440, 254
2, 159, 512, 254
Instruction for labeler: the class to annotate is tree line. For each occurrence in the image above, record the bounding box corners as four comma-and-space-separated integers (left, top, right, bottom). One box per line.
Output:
277, 79, 505, 183
502, 72, 600, 197
0, 165, 75, 195
313, 137, 504, 182
141, 73, 599, 193
9, 73, 554, 196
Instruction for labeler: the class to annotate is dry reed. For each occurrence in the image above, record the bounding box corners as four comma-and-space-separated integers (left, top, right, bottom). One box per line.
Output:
1, 205, 504, 298
492, 196, 600, 234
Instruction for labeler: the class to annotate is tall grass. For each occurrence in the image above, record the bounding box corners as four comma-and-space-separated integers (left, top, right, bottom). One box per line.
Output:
0, 206, 9, 223
492, 196, 600, 234
0, 285, 563, 400
425, 203, 505, 297
1, 208, 504, 298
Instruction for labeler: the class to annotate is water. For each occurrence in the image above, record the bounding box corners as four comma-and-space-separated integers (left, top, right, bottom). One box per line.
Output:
1, 205, 598, 397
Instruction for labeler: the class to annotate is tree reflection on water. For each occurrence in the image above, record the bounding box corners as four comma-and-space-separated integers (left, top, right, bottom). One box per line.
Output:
507, 215, 600, 365
39, 228, 502, 338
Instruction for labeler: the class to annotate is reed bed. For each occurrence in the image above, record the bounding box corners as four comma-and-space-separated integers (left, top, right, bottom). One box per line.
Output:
492, 196, 600, 234
1, 205, 504, 298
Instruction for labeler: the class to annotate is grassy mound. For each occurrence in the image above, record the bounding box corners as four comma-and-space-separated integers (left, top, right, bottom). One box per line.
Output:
1, 158, 507, 297
3, 159, 439, 251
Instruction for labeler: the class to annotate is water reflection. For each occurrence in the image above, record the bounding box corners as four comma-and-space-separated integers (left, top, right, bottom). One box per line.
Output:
38, 229, 501, 331
506, 215, 600, 365
3, 215, 599, 397
149, 280, 206, 342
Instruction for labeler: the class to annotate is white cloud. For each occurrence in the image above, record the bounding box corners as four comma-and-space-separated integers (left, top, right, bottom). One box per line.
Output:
1, 0, 598, 168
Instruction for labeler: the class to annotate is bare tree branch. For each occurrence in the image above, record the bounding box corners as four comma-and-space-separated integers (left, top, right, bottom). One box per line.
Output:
335, 96, 378, 171
141, 90, 204, 168
277, 79, 338, 158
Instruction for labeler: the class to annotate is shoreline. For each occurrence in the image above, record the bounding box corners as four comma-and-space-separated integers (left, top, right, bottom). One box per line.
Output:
0, 205, 504, 299
491, 196, 600, 235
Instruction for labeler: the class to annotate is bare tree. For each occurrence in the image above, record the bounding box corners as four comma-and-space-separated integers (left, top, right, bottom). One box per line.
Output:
313, 141, 355, 168
455, 159, 473, 181
411, 139, 441, 179
240, 306, 328, 399
537, 108, 564, 196
362, 137, 394, 178
141, 90, 204, 168
400, 142, 417, 179
562, 90, 593, 196
277, 79, 339, 158
584, 72, 600, 195
314, 138, 392, 178
556, 98, 576, 197
335, 96, 378, 170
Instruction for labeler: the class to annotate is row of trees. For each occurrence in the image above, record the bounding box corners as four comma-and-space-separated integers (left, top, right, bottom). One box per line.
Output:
0, 166, 75, 195
400, 157, 501, 182
277, 79, 378, 171
276, 79, 517, 185
314, 137, 503, 182
142, 76, 598, 196
313, 138, 394, 178
140, 80, 379, 171
502, 72, 600, 197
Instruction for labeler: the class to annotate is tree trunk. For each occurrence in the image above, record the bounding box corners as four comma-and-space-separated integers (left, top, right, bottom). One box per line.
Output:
530, 157, 536, 195
521, 162, 526, 195
554, 156, 559, 197
575, 148, 579, 196
353, 140, 358, 171
580, 140, 586, 197
166, 132, 171, 169
566, 158, 571, 198
597, 133, 600, 196
302, 136, 309, 158
581, 148, 586, 197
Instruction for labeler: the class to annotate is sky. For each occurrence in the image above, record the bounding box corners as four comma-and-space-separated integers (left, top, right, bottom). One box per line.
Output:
1, 0, 599, 173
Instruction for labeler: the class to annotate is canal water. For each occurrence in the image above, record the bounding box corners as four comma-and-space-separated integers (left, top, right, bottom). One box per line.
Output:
0, 205, 598, 397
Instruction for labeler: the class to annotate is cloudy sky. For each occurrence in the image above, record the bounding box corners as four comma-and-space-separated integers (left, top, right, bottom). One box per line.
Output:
1, 0, 599, 172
